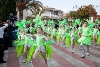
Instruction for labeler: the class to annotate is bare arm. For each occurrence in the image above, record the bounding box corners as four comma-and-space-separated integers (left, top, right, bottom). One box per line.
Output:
43, 35, 48, 41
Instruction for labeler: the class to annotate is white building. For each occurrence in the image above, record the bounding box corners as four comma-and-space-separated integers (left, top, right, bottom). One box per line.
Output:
41, 6, 63, 20
16, 6, 63, 20
16, 8, 33, 20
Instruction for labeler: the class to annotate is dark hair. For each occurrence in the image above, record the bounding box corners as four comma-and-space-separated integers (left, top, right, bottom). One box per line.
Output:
38, 26, 43, 31
83, 21, 88, 24
95, 25, 97, 27
83, 20, 88, 23
94, 25, 98, 28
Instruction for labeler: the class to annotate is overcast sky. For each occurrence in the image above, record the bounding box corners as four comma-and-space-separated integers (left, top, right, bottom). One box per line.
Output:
38, 0, 100, 15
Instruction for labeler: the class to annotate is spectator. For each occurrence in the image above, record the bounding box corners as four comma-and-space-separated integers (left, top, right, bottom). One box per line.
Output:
7, 21, 13, 47
3, 21, 9, 50
13, 26, 18, 40
0, 21, 8, 63
9, 13, 15, 24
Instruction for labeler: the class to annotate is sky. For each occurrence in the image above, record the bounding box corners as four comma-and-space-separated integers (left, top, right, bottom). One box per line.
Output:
38, 0, 100, 15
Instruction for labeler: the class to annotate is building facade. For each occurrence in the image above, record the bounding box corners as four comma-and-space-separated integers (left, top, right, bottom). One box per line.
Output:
16, 8, 33, 21
90, 15, 100, 22
41, 6, 63, 20
16, 6, 63, 20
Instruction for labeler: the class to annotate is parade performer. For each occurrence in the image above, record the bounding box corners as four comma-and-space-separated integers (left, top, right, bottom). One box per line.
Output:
14, 20, 26, 58
93, 25, 99, 46
78, 21, 92, 58
25, 15, 53, 67
61, 26, 66, 47
32, 27, 49, 67
22, 21, 33, 63
70, 27, 77, 53
56, 25, 62, 45
65, 26, 71, 47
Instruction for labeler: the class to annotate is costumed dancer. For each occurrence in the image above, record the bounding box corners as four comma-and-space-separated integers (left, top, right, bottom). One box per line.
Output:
32, 27, 48, 67
27, 15, 53, 67
65, 26, 71, 47
56, 25, 62, 45
23, 23, 32, 63
70, 27, 77, 53
78, 21, 92, 58
51, 25, 56, 41
14, 29, 25, 59
14, 20, 26, 58
93, 25, 99, 46
61, 26, 66, 47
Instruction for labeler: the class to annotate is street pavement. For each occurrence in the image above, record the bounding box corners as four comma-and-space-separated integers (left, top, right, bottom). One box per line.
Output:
0, 44, 100, 67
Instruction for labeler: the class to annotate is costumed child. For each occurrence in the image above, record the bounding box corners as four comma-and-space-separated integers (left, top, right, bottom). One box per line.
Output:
93, 25, 99, 46
32, 27, 48, 67
51, 25, 56, 41
47, 25, 51, 38
18, 29, 25, 57
23, 24, 31, 63
56, 25, 62, 45
70, 27, 76, 53
65, 26, 71, 47
78, 21, 92, 58
61, 26, 66, 47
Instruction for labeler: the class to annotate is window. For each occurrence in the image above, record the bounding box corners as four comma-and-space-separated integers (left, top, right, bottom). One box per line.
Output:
49, 10, 53, 14
54, 11, 58, 15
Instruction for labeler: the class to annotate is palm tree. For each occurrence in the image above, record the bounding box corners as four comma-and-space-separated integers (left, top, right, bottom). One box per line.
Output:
16, 0, 29, 20
28, 0, 43, 16
16, 0, 43, 21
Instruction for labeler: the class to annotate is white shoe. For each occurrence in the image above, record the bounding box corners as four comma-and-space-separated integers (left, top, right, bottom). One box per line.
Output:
71, 50, 74, 53
81, 55, 85, 58
86, 53, 90, 56
57, 44, 59, 45
21, 55, 24, 58
23, 60, 26, 63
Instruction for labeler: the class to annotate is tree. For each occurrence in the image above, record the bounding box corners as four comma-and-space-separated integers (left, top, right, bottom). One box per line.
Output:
28, 0, 43, 16
66, 11, 78, 19
88, 5, 97, 17
66, 4, 97, 20
16, 0, 43, 21
0, 0, 16, 21
77, 5, 97, 20
16, 0, 29, 21
26, 16, 35, 21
